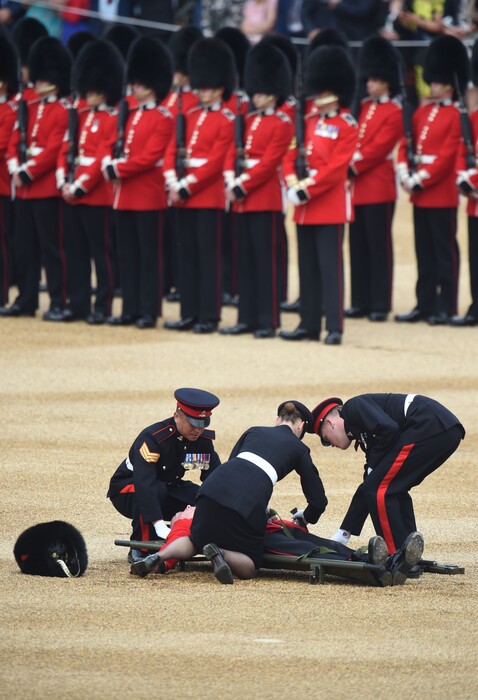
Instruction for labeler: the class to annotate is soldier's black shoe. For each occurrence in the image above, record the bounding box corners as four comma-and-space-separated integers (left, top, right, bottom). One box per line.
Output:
450, 313, 476, 327
193, 321, 217, 334
86, 312, 106, 325
427, 312, 449, 326
106, 315, 138, 326
394, 308, 425, 323
387, 532, 425, 585
219, 323, 254, 335
254, 327, 275, 338
324, 331, 342, 345
127, 548, 147, 564
164, 317, 196, 331
203, 543, 233, 584
368, 311, 388, 322
130, 552, 163, 577
368, 535, 389, 566
0, 303, 35, 317
279, 327, 320, 341
135, 315, 157, 329
344, 307, 367, 319
43, 306, 65, 322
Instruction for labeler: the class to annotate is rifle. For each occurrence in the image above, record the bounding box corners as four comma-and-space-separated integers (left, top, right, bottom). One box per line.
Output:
454, 72, 476, 172
175, 85, 186, 179
234, 90, 245, 177
66, 96, 78, 184
398, 60, 416, 175
294, 50, 308, 181
113, 76, 129, 160
17, 61, 28, 164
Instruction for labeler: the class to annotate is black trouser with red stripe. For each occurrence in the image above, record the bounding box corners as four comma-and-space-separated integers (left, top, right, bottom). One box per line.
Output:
0, 195, 13, 306
413, 206, 459, 316
236, 210, 282, 330
110, 480, 200, 542
341, 424, 463, 553
13, 197, 67, 312
466, 216, 478, 317
297, 223, 344, 335
64, 203, 114, 317
348, 202, 394, 314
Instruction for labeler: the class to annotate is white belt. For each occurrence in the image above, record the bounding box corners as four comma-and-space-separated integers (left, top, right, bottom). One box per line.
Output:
404, 394, 417, 416
418, 155, 436, 165
29, 147, 44, 157
185, 158, 207, 168
126, 456, 134, 471
77, 156, 95, 166
245, 158, 259, 169
237, 451, 278, 485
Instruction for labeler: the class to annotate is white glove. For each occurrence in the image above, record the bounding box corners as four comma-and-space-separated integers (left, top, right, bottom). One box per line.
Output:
330, 528, 351, 545
153, 519, 171, 540
287, 187, 302, 206
291, 508, 308, 525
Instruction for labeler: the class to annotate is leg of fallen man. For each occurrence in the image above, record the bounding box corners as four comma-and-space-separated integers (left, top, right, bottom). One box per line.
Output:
222, 550, 257, 579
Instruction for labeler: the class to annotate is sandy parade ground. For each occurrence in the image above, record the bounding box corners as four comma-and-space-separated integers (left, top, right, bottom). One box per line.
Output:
1, 191, 477, 700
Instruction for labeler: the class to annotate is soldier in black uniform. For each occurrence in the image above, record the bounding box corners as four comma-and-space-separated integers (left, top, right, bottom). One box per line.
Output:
132, 400, 328, 583
107, 388, 221, 555
311, 394, 465, 556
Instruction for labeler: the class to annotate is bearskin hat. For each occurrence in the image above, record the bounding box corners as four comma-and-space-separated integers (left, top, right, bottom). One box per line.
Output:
14, 521, 88, 578
189, 37, 236, 101
0, 33, 19, 97
215, 26, 250, 87
306, 46, 356, 107
67, 29, 95, 59
73, 39, 124, 106
307, 27, 350, 58
102, 23, 140, 59
168, 25, 203, 75
423, 35, 469, 95
127, 35, 172, 102
12, 16, 48, 66
28, 37, 72, 97
260, 33, 298, 77
245, 42, 292, 106
359, 35, 401, 97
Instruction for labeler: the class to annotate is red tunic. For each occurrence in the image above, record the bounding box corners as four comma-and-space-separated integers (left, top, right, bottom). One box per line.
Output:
397, 101, 461, 208
110, 103, 174, 211
0, 98, 17, 197
163, 103, 235, 209
161, 86, 199, 117
352, 97, 403, 205
57, 105, 117, 207
224, 107, 294, 212
7, 95, 69, 199
284, 107, 357, 225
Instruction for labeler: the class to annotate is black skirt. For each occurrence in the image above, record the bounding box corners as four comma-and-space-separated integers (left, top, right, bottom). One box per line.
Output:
190, 496, 264, 568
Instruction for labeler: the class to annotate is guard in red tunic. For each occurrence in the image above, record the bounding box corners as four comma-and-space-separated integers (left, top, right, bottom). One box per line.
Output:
102, 36, 173, 329
395, 35, 468, 326
0, 35, 18, 309
220, 42, 293, 338
280, 46, 357, 345
57, 39, 124, 324
163, 37, 235, 334
2, 37, 71, 321
453, 39, 478, 328
346, 36, 404, 323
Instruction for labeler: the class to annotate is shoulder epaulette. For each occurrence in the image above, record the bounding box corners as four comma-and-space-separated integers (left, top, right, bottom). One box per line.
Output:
340, 112, 357, 127
222, 108, 235, 121
59, 98, 71, 109
157, 104, 172, 119
187, 104, 202, 115
151, 422, 177, 444
286, 95, 297, 107
391, 96, 402, 109
275, 110, 292, 123
106, 106, 117, 116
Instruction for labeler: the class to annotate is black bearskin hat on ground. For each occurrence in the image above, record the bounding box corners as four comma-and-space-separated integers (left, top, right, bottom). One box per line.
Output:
14, 521, 88, 577
0, 33, 19, 97
307, 27, 350, 58
215, 26, 250, 87
28, 37, 72, 97
67, 29, 95, 59
102, 23, 140, 59
472, 39, 478, 86
260, 33, 298, 77
74, 39, 124, 106
423, 35, 469, 96
168, 25, 202, 75
12, 16, 48, 66
127, 35, 172, 102
306, 46, 356, 107
245, 42, 292, 106
189, 37, 236, 100
359, 35, 401, 97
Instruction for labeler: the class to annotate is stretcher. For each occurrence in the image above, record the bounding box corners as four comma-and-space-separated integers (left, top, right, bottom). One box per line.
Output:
114, 539, 465, 586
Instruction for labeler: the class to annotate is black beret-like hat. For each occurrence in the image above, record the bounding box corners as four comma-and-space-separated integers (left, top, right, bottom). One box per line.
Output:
423, 35, 469, 95
74, 39, 124, 106
189, 37, 236, 101
245, 42, 292, 105
14, 521, 88, 577
28, 36, 72, 97
12, 16, 48, 66
306, 46, 356, 107
359, 35, 402, 97
127, 35, 173, 102
174, 387, 220, 428
0, 33, 19, 97
168, 25, 203, 75
277, 400, 314, 439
